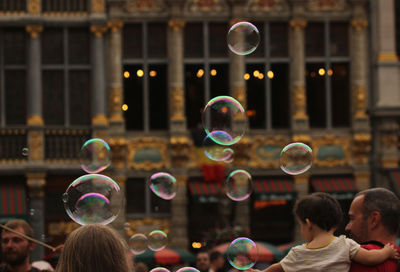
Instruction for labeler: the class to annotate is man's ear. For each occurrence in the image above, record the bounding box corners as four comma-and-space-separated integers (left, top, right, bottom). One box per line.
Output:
368, 211, 381, 230
305, 218, 313, 229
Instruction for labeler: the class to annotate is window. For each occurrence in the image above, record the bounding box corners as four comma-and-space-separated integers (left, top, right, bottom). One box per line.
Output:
306, 22, 350, 128
184, 22, 230, 130
125, 178, 171, 217
123, 23, 168, 131
41, 27, 91, 126
246, 22, 290, 129
0, 28, 27, 126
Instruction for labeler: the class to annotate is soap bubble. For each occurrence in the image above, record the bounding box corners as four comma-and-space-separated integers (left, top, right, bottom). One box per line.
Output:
63, 174, 122, 225
280, 142, 313, 175
176, 268, 200, 272
148, 230, 168, 251
203, 133, 234, 162
227, 22, 260, 56
149, 172, 177, 200
150, 268, 170, 272
225, 170, 253, 201
227, 237, 258, 270
129, 233, 148, 255
22, 148, 29, 156
202, 96, 247, 146
79, 138, 111, 174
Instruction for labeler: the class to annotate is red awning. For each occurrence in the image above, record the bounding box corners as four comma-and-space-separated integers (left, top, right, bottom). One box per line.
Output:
254, 179, 297, 200
311, 176, 358, 199
0, 182, 26, 216
188, 181, 222, 203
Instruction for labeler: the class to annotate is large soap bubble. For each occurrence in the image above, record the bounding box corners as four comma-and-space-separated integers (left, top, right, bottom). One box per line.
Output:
280, 142, 313, 175
79, 138, 111, 174
227, 237, 258, 270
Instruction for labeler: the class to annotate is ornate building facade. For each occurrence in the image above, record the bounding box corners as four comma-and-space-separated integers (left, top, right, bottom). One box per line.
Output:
0, 0, 398, 261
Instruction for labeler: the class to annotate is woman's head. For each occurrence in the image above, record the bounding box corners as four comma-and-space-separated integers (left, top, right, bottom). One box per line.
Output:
56, 224, 130, 272
294, 192, 343, 232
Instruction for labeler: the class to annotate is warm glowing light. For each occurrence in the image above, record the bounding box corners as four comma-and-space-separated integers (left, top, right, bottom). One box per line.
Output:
149, 70, 157, 77
328, 69, 333, 76
253, 70, 260, 77
192, 242, 202, 249
318, 68, 326, 76
267, 70, 274, 79
258, 73, 264, 79
221, 106, 228, 114
197, 69, 204, 78
137, 69, 144, 77
123, 71, 130, 78
210, 69, 217, 76
247, 110, 256, 117
122, 104, 128, 111
243, 73, 250, 80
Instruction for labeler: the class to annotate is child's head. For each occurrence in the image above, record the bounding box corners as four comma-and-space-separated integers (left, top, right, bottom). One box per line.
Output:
294, 192, 343, 232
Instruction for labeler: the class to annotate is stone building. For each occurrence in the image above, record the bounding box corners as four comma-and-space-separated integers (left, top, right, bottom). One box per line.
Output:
0, 0, 398, 261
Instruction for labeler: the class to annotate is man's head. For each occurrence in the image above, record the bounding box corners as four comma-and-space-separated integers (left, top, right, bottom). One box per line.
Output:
196, 251, 210, 272
1, 219, 35, 266
210, 251, 224, 270
346, 188, 400, 243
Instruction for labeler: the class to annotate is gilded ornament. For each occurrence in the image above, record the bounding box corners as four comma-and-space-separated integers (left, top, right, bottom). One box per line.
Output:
312, 135, 350, 167
92, 114, 109, 126
377, 52, 399, 62
249, 136, 287, 168
28, 130, 43, 161
91, 0, 105, 13
168, 19, 185, 31
353, 85, 367, 118
27, 115, 44, 126
90, 25, 108, 38
351, 19, 368, 31
307, 0, 346, 11
25, 25, 43, 38
171, 87, 185, 121
290, 19, 307, 30
108, 138, 127, 169
107, 21, 124, 32
169, 136, 194, 168
247, 0, 288, 13
293, 85, 308, 119
28, 0, 40, 14
352, 133, 371, 164
128, 137, 168, 170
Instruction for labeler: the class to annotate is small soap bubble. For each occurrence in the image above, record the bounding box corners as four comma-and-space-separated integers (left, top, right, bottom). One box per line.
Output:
225, 170, 253, 201
202, 96, 247, 146
176, 268, 200, 272
79, 138, 111, 174
227, 237, 258, 270
150, 268, 170, 272
149, 172, 177, 200
63, 174, 123, 225
280, 142, 313, 175
227, 22, 260, 56
148, 230, 168, 251
203, 133, 234, 162
22, 148, 29, 157
29, 209, 35, 216
129, 233, 148, 255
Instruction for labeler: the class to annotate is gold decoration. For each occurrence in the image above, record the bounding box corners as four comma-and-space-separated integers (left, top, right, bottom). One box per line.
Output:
27, 115, 44, 126
293, 85, 308, 119
28, 130, 43, 161
91, 0, 105, 13
232, 86, 246, 109
353, 85, 367, 118
175, 175, 188, 186
381, 157, 398, 168
128, 137, 168, 170
312, 135, 350, 167
108, 21, 124, 32
352, 133, 371, 164
109, 87, 123, 122
169, 136, 194, 167
249, 136, 287, 168
108, 138, 127, 169
354, 171, 370, 190
292, 134, 311, 145
26, 173, 46, 198
351, 19, 368, 31
25, 25, 43, 38
380, 133, 398, 148
126, 0, 166, 13
92, 114, 109, 126
293, 174, 310, 184
290, 19, 307, 30
90, 25, 108, 38
377, 52, 399, 62
48, 221, 80, 236
232, 137, 251, 166
308, 0, 346, 11
168, 19, 185, 31
28, 0, 40, 14
125, 218, 170, 237
171, 87, 185, 121
247, 0, 288, 13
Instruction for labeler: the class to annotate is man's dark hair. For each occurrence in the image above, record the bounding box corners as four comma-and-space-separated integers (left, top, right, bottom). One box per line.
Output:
294, 192, 342, 231
209, 251, 222, 262
356, 187, 400, 235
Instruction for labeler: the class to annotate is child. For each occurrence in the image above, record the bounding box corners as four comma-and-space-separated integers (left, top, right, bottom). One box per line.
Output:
248, 192, 399, 272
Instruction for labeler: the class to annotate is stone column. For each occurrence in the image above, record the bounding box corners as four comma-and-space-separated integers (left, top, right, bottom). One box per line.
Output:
168, 19, 186, 132
293, 173, 309, 241
26, 173, 46, 261
26, 25, 44, 164
372, 0, 400, 107
107, 21, 125, 132
289, 18, 309, 131
169, 175, 188, 249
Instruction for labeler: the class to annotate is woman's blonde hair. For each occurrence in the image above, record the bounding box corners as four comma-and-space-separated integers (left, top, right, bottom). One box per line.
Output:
56, 224, 130, 272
